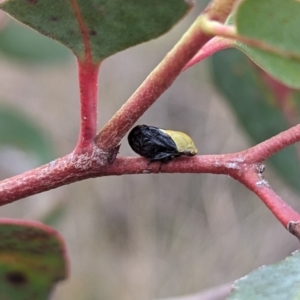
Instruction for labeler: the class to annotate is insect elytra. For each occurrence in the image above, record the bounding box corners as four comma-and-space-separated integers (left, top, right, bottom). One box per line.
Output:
128, 125, 197, 162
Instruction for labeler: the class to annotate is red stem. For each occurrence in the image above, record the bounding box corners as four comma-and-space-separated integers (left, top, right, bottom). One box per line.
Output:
3, 0, 300, 239
183, 37, 233, 71
0, 120, 298, 204
95, 0, 237, 151
232, 165, 300, 228
0, 155, 226, 205
95, 20, 212, 151
75, 59, 100, 154
70, 0, 101, 154
240, 124, 300, 162
1, 123, 300, 238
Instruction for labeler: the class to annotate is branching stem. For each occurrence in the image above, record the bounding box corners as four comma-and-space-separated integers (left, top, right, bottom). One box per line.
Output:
1, 0, 299, 240
1, 123, 300, 241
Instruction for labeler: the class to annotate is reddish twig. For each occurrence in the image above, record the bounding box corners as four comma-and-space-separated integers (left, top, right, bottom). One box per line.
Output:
233, 165, 300, 229
201, 18, 300, 61
95, 0, 238, 151
2, 0, 300, 240
1, 124, 300, 240
75, 60, 100, 154
183, 36, 233, 71
0, 0, 239, 202
71, 0, 101, 154
239, 124, 300, 163
95, 19, 212, 151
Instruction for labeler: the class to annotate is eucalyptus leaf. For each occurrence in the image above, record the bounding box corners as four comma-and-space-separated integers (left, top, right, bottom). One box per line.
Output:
0, 0, 192, 62
228, 251, 300, 299
234, 0, 300, 88
0, 219, 67, 300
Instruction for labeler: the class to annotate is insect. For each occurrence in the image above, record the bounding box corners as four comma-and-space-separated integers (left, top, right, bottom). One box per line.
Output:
128, 125, 197, 162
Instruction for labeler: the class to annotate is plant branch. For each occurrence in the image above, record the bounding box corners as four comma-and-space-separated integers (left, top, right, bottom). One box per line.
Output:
71, 0, 101, 154
232, 164, 300, 230
74, 60, 100, 154
238, 124, 300, 163
1, 0, 299, 239
95, 0, 238, 152
0, 0, 238, 203
201, 18, 300, 61
0, 155, 226, 206
182, 37, 233, 71
1, 123, 300, 209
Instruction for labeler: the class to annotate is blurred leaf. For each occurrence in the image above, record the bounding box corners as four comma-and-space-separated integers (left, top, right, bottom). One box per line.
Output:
234, 0, 300, 88
0, 0, 192, 62
0, 218, 68, 300
0, 19, 71, 63
227, 250, 300, 299
0, 106, 54, 163
211, 49, 300, 193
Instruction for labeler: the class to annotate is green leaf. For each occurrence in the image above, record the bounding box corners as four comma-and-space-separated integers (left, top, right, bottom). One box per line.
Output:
234, 0, 300, 88
0, 219, 68, 300
211, 49, 300, 193
228, 250, 300, 299
0, 106, 54, 164
0, 19, 71, 63
0, 0, 192, 63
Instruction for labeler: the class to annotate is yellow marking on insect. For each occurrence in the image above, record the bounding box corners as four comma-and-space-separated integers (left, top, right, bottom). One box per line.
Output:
160, 129, 197, 156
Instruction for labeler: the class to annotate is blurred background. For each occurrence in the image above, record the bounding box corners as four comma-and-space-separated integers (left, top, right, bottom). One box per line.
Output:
0, 1, 299, 299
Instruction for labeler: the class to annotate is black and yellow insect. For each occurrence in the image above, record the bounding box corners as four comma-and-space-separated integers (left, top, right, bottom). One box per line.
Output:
128, 125, 197, 162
